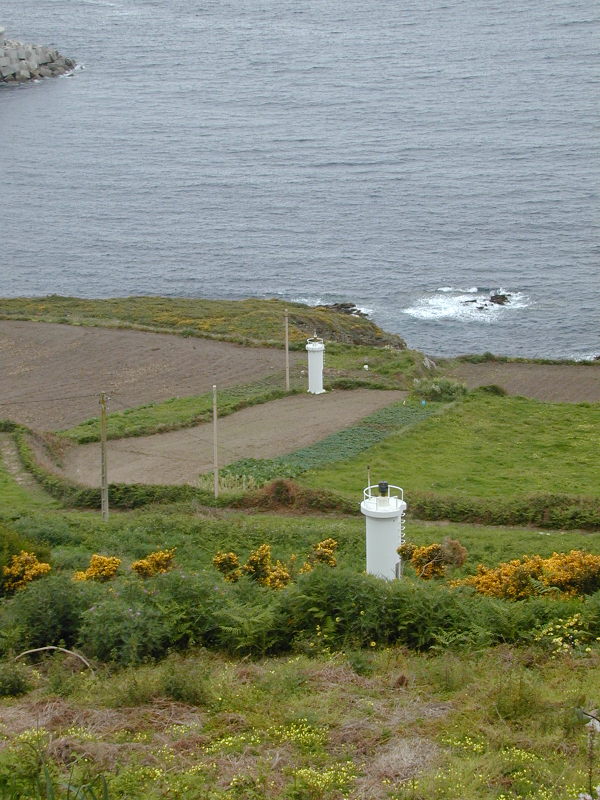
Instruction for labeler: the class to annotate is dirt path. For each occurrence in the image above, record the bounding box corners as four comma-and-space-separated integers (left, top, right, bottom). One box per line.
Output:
0, 321, 297, 430
60, 390, 405, 486
448, 362, 600, 403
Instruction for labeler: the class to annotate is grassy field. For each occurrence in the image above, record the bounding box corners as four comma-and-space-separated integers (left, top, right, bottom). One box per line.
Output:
1, 492, 600, 799
299, 393, 600, 499
0, 295, 406, 350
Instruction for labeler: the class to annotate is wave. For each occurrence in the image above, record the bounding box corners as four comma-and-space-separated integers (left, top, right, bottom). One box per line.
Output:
402, 288, 531, 323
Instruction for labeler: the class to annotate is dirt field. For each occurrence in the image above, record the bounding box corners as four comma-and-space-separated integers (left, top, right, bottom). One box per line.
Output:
0, 321, 297, 430
449, 362, 600, 403
58, 390, 404, 486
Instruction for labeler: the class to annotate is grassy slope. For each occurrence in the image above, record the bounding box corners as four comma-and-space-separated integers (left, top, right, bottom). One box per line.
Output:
299, 393, 600, 499
2, 300, 600, 797
0, 295, 407, 349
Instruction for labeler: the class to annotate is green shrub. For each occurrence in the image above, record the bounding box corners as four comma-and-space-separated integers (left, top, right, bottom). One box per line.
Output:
475, 384, 508, 396
411, 377, 468, 402
0, 575, 102, 653
0, 661, 31, 696
77, 580, 172, 665
159, 654, 211, 705
214, 578, 283, 656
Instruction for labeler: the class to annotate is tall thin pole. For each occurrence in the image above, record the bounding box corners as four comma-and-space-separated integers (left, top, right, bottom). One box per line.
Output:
212, 384, 219, 499
284, 308, 290, 391
99, 392, 109, 522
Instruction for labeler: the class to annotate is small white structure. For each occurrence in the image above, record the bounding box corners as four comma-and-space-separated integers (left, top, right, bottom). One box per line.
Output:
306, 336, 325, 394
360, 482, 406, 580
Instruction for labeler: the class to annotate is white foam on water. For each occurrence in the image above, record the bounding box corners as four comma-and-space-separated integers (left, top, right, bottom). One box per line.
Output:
403, 289, 531, 322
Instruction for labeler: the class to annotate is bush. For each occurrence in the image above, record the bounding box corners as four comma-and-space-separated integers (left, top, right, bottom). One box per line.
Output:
0, 523, 50, 596
73, 554, 121, 582
131, 548, 176, 578
2, 551, 51, 594
0, 661, 31, 696
411, 378, 468, 402
159, 654, 211, 705
77, 579, 172, 664
78, 571, 224, 664
453, 551, 600, 599
0, 575, 103, 653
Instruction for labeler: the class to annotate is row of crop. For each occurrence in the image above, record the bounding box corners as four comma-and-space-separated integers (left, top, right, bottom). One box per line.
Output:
221, 400, 436, 484
3, 567, 600, 664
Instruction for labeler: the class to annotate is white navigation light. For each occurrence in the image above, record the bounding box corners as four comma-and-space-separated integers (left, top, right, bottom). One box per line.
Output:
360, 482, 406, 580
306, 336, 325, 394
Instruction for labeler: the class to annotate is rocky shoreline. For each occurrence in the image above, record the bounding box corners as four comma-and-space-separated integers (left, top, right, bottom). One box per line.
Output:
0, 27, 75, 83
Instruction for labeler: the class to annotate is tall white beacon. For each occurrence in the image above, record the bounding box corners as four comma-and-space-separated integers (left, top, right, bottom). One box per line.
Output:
306, 335, 325, 394
360, 481, 406, 580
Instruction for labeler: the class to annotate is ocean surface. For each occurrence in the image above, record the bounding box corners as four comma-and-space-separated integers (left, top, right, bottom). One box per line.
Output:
1, 0, 598, 358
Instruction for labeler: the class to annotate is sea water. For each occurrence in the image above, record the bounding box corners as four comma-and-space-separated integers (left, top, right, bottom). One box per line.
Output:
1, 0, 598, 358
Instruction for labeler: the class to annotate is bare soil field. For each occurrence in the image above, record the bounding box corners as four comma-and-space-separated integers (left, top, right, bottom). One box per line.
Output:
449, 362, 600, 403
0, 321, 297, 430
58, 390, 404, 486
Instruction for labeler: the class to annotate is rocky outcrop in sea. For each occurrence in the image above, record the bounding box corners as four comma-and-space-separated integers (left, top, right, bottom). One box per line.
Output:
0, 27, 75, 83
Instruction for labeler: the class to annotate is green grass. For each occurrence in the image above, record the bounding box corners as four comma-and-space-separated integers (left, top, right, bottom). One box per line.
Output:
0, 295, 406, 350
59, 374, 304, 443
300, 393, 600, 500
9, 506, 600, 578
0, 457, 57, 516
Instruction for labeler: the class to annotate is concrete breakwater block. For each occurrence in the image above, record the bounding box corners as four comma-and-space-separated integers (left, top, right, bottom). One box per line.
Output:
0, 29, 76, 83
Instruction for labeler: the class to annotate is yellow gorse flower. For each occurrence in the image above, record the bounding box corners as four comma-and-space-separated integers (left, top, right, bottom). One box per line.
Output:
452, 550, 600, 599
131, 548, 176, 578
3, 551, 51, 593
73, 554, 121, 582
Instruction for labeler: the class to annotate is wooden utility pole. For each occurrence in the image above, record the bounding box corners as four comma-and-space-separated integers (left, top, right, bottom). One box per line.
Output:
212, 384, 219, 499
99, 392, 109, 522
284, 308, 290, 391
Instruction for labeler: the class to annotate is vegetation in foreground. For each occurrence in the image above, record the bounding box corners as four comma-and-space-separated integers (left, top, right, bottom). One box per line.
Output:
1, 639, 600, 799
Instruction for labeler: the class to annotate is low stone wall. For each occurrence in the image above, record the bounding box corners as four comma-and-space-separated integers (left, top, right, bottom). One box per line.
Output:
0, 29, 75, 83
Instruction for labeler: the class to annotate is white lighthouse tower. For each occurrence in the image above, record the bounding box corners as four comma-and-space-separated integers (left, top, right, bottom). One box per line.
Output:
306, 336, 325, 394
360, 481, 406, 580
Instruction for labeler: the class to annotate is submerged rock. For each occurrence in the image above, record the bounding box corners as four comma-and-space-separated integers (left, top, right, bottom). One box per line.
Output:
489, 293, 510, 305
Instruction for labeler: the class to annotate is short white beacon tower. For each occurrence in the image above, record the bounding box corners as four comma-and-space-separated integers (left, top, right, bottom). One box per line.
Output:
305, 335, 325, 394
361, 481, 406, 580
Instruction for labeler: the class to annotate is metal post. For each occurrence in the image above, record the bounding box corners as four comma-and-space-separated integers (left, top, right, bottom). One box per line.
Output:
284, 309, 290, 391
99, 392, 109, 522
212, 384, 219, 499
